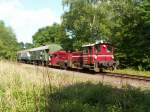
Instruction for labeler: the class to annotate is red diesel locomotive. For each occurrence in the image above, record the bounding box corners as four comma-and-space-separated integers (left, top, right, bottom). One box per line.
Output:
49, 41, 117, 72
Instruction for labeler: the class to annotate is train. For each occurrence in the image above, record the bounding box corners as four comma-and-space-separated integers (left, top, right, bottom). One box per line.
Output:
17, 41, 117, 72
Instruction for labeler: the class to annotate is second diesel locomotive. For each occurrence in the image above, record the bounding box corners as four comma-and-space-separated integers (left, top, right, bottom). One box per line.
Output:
49, 41, 117, 72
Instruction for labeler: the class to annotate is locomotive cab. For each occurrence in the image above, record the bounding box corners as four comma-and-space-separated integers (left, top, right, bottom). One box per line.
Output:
49, 51, 69, 69
95, 44, 114, 61
82, 42, 116, 72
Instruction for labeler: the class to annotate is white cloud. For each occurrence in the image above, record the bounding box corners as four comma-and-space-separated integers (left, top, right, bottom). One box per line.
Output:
0, 0, 61, 43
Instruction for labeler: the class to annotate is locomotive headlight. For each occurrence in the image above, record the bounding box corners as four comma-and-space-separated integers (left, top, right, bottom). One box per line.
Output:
112, 55, 114, 59
103, 45, 106, 48
95, 55, 97, 59
49, 56, 51, 60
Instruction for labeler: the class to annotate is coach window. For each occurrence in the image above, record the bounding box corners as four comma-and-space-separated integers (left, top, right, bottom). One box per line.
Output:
46, 49, 49, 53
40, 51, 43, 55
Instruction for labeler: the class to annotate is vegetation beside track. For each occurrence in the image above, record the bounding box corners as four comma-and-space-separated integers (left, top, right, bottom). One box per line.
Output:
109, 69, 150, 77
0, 60, 150, 112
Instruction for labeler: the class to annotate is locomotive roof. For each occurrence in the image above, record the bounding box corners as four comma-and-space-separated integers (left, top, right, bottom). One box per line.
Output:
49, 50, 67, 54
82, 43, 95, 47
82, 42, 112, 47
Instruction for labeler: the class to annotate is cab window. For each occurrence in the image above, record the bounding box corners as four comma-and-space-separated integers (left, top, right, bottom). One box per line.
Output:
83, 47, 88, 54
52, 54, 57, 58
95, 44, 101, 53
89, 47, 92, 54
107, 46, 113, 52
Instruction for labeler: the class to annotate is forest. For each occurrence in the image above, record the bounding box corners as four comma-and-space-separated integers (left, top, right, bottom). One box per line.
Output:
0, 0, 149, 70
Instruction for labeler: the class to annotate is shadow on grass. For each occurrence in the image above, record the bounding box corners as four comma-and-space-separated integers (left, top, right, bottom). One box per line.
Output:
43, 82, 150, 112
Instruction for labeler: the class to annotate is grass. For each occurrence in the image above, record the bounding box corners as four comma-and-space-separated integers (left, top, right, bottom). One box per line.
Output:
49, 83, 150, 112
0, 60, 150, 112
109, 69, 150, 77
0, 60, 99, 111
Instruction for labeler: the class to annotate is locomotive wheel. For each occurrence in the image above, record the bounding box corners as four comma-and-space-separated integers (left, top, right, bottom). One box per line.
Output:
109, 66, 114, 71
94, 62, 100, 72
62, 63, 67, 70
109, 64, 117, 71
94, 67, 100, 72
100, 68, 103, 72
42, 61, 45, 66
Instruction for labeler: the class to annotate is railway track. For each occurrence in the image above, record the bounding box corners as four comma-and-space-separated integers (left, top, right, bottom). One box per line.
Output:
100, 72, 150, 82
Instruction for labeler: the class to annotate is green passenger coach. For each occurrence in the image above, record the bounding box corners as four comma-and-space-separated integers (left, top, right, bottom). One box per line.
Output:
17, 44, 62, 65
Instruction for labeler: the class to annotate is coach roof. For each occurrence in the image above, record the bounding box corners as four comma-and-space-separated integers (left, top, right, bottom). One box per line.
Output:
18, 44, 62, 53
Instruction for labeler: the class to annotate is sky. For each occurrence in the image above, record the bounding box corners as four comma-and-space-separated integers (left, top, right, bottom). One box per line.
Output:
0, 0, 64, 43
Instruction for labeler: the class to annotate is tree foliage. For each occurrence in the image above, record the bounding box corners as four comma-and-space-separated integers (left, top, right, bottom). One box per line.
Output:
18, 42, 33, 50
62, 0, 150, 70
111, 0, 150, 70
30, 0, 150, 70
33, 23, 63, 46
32, 23, 73, 51
0, 21, 18, 59
62, 0, 113, 49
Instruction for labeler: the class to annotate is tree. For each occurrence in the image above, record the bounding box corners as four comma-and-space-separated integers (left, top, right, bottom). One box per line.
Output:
18, 42, 25, 50
18, 42, 33, 50
25, 43, 33, 49
32, 23, 63, 47
62, 0, 150, 70
0, 21, 19, 59
62, 0, 113, 49
110, 0, 150, 70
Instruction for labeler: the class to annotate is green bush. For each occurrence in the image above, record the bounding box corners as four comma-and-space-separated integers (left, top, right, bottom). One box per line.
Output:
47, 83, 150, 112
